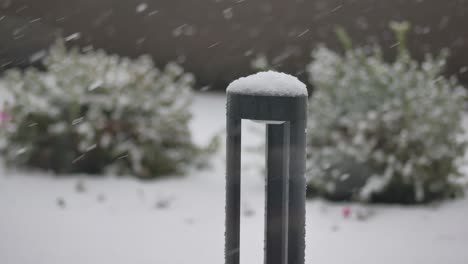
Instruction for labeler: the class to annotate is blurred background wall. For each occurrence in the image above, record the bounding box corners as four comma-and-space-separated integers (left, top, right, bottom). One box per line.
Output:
1, 0, 468, 89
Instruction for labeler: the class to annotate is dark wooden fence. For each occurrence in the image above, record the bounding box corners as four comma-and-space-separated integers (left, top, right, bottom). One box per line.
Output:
1, 0, 468, 89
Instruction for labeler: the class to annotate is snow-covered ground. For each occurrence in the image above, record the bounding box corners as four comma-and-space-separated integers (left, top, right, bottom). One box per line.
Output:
1, 93, 468, 264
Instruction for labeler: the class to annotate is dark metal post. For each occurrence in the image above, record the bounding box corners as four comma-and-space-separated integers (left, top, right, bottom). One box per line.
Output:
225, 116, 241, 264
287, 120, 307, 264
225, 79, 307, 264
265, 123, 290, 264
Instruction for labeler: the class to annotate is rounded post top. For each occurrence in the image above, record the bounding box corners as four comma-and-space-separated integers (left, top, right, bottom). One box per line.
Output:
226, 71, 308, 97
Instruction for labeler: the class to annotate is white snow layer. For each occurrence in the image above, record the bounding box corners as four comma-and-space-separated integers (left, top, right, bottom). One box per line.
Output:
227, 71, 308, 97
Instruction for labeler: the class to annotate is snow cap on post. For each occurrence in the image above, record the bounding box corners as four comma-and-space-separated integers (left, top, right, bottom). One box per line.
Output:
227, 71, 308, 97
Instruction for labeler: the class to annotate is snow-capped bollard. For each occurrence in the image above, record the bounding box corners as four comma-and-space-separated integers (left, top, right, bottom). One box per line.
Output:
225, 71, 308, 264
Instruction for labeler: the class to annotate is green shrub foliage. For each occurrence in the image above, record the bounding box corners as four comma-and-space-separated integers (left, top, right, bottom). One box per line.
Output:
0, 40, 203, 178
306, 22, 467, 203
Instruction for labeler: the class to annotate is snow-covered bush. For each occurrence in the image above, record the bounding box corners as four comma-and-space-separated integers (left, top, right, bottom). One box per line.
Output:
0, 40, 206, 178
306, 22, 467, 203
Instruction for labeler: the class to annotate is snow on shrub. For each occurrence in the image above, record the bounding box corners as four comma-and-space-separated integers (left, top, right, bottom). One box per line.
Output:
0, 40, 208, 178
306, 22, 467, 203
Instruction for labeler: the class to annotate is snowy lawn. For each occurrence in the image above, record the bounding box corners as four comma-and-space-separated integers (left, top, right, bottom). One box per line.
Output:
1, 93, 468, 264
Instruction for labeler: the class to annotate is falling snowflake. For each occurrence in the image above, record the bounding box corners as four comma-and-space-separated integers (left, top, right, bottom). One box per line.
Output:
223, 8, 233, 20
136, 3, 148, 13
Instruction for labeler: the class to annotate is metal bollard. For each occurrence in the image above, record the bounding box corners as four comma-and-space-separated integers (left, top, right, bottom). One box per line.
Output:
225, 72, 308, 264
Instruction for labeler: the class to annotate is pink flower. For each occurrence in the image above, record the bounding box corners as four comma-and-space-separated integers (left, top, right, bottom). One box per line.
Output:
342, 207, 351, 218
0, 111, 10, 124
